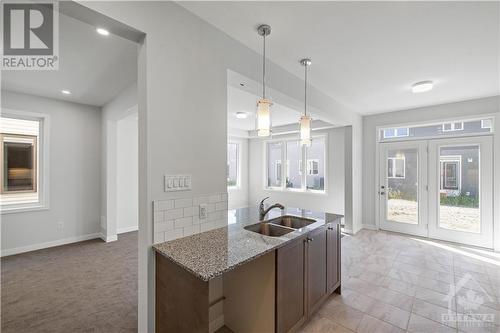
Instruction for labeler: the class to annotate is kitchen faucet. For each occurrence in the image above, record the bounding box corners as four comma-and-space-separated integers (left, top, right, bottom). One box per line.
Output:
259, 197, 285, 220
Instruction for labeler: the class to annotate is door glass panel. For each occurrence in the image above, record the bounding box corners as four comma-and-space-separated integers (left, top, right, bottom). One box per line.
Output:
439, 145, 480, 233
387, 148, 418, 224
267, 142, 283, 188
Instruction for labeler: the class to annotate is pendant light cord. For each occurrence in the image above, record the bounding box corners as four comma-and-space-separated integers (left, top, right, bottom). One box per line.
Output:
263, 34, 266, 99
304, 63, 307, 116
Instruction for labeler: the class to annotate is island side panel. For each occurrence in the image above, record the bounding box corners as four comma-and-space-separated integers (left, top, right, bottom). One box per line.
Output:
155, 253, 209, 333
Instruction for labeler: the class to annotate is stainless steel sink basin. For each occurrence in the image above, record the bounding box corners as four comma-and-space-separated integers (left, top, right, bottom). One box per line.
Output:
244, 222, 295, 237
266, 215, 316, 229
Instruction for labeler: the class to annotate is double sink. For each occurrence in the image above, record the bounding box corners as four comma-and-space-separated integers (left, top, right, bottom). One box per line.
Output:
244, 215, 316, 237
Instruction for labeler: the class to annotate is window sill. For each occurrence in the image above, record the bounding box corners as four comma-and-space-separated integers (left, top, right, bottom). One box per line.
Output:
264, 188, 328, 196
1, 203, 49, 214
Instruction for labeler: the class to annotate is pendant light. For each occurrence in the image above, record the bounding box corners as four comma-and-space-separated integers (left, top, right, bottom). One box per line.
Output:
300, 58, 312, 147
256, 24, 272, 137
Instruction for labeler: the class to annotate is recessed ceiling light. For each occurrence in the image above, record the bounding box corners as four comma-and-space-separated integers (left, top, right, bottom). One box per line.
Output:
235, 112, 248, 119
412, 80, 433, 93
61, 89, 71, 95
96, 28, 110, 36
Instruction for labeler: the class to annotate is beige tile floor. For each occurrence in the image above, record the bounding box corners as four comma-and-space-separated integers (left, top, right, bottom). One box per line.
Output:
300, 230, 500, 333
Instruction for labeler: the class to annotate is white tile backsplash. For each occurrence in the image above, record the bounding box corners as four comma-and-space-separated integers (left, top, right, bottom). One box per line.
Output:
153, 192, 228, 244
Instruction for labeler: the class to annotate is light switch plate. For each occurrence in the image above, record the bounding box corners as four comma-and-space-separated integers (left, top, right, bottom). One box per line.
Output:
164, 174, 192, 192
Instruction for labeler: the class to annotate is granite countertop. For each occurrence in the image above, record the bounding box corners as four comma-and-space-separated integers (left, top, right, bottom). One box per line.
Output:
153, 206, 343, 281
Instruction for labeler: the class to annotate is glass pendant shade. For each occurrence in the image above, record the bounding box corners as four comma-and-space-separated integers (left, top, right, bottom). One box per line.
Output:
300, 115, 312, 147
257, 99, 272, 137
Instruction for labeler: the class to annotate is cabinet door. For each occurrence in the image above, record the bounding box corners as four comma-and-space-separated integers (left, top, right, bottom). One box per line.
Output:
327, 223, 340, 293
276, 235, 307, 333
306, 226, 327, 315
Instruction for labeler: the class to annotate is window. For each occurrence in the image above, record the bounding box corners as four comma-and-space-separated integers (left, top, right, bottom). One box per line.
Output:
1, 113, 48, 211
379, 118, 493, 142
440, 156, 461, 191
387, 157, 405, 178
442, 122, 463, 132
383, 127, 409, 138
227, 143, 239, 188
266, 136, 326, 193
267, 142, 283, 188
285, 141, 302, 189
481, 119, 492, 129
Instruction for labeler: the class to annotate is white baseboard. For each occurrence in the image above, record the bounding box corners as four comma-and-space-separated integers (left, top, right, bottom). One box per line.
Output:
117, 225, 138, 234
362, 223, 378, 231
100, 233, 118, 242
209, 315, 224, 333
1, 233, 101, 257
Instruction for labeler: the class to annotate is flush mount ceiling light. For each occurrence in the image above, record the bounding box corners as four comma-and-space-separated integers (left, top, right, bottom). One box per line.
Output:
299, 58, 312, 147
256, 24, 272, 137
412, 80, 433, 93
96, 28, 110, 36
61, 89, 71, 95
235, 112, 248, 119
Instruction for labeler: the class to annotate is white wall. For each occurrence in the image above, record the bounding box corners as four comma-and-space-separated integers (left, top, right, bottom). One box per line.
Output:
101, 83, 137, 240
228, 136, 249, 209
1, 91, 101, 255
117, 113, 138, 233
81, 2, 362, 331
248, 127, 345, 215
362, 96, 500, 248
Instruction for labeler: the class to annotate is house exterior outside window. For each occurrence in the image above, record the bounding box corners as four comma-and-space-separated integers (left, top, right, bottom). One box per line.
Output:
0, 112, 49, 212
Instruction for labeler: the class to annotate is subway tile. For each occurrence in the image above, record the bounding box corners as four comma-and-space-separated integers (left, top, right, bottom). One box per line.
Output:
200, 221, 217, 232
153, 211, 164, 223
220, 193, 228, 202
193, 196, 209, 206
206, 203, 216, 213
215, 201, 228, 211
164, 228, 183, 241
153, 232, 165, 244
208, 194, 221, 203
174, 198, 192, 209
174, 217, 193, 228
164, 208, 183, 220
154, 199, 174, 211
183, 224, 200, 237
155, 220, 174, 232
183, 206, 196, 217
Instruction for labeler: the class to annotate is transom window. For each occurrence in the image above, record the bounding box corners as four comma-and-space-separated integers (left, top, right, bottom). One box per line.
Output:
266, 136, 326, 193
379, 117, 493, 142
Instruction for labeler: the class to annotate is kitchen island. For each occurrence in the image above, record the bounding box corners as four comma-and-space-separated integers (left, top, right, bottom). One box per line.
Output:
153, 206, 342, 333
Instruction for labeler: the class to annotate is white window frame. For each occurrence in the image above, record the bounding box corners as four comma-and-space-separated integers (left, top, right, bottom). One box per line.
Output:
387, 157, 405, 179
442, 122, 464, 132
227, 141, 240, 189
1, 109, 50, 214
440, 155, 462, 193
383, 127, 409, 139
264, 135, 327, 194
481, 119, 492, 129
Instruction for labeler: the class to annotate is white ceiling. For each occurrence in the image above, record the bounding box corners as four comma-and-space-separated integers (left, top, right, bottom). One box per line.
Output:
181, 1, 500, 115
1, 13, 137, 107
228, 85, 303, 131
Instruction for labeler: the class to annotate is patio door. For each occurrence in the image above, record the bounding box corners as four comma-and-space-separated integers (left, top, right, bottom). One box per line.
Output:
428, 136, 493, 248
379, 141, 428, 237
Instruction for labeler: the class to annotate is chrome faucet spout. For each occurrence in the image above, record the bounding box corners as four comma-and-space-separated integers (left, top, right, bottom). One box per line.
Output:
259, 197, 285, 220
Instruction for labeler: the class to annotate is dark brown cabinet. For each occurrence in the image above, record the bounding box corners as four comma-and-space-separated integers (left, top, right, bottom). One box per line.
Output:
276, 235, 307, 333
276, 221, 341, 333
327, 223, 341, 294
306, 225, 328, 316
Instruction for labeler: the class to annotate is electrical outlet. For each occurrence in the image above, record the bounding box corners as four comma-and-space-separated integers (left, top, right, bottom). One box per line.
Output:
199, 204, 207, 220
57, 221, 64, 230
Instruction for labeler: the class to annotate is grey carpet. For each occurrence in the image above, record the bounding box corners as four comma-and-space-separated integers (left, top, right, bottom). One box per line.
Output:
1, 232, 138, 333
